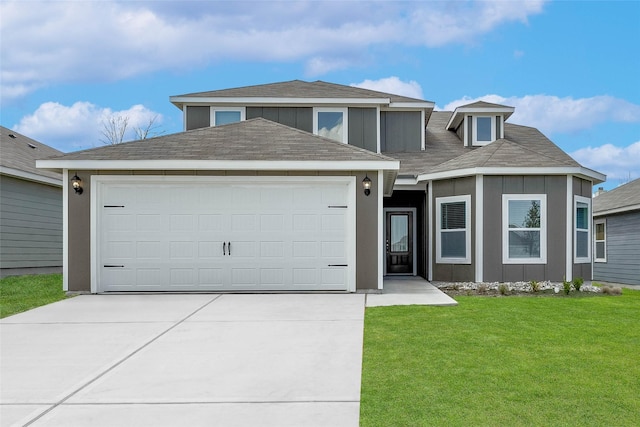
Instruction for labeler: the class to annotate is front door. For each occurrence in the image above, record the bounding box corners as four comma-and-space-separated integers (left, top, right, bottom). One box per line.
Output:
386, 211, 413, 274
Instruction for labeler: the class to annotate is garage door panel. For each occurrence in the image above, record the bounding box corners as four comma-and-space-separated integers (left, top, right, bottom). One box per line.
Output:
98, 179, 352, 292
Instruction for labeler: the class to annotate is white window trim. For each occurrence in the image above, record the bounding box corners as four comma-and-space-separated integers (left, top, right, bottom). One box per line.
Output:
594, 218, 606, 263
313, 107, 348, 144
436, 195, 472, 264
211, 107, 246, 126
502, 194, 547, 264
472, 116, 495, 146
574, 195, 592, 263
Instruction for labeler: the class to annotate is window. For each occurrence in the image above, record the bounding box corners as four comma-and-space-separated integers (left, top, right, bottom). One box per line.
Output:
436, 195, 471, 264
476, 117, 492, 141
313, 108, 348, 144
211, 107, 245, 126
574, 196, 591, 263
502, 194, 547, 264
594, 218, 606, 262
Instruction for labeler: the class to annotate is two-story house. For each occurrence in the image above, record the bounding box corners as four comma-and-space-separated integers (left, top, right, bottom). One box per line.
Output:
38, 80, 605, 293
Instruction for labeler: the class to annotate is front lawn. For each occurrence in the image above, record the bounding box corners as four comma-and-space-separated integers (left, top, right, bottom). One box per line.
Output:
0, 274, 66, 318
360, 289, 640, 426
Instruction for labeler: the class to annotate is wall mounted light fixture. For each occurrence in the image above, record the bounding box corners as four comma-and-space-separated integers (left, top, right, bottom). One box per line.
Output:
70, 173, 83, 194
362, 175, 372, 196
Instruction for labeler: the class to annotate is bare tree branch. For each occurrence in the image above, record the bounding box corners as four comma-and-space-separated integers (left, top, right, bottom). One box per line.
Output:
133, 115, 163, 140
100, 114, 129, 145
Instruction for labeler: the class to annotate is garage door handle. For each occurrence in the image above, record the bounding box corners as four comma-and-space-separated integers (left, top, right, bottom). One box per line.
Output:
223, 242, 226, 256
228, 242, 231, 256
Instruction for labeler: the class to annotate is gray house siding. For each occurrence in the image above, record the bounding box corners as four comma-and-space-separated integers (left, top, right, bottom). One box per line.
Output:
593, 211, 640, 286
572, 177, 593, 280
186, 106, 210, 130
380, 111, 421, 152
347, 108, 377, 152
483, 175, 567, 282
246, 107, 313, 133
65, 169, 380, 292
432, 176, 475, 282
0, 175, 62, 272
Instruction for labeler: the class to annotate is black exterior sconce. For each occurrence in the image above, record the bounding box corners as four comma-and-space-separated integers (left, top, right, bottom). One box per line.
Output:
70, 173, 83, 194
362, 175, 372, 196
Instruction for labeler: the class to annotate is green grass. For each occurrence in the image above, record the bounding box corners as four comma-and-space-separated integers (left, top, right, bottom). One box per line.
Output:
360, 289, 640, 426
0, 274, 66, 318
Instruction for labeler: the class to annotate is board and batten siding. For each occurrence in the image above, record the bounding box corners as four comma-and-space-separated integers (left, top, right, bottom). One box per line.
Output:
431, 176, 476, 282
593, 211, 640, 286
483, 175, 567, 282
380, 111, 422, 152
246, 107, 313, 132
0, 175, 62, 270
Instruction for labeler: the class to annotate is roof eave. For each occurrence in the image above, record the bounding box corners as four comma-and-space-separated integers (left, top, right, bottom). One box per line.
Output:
0, 166, 62, 187
415, 166, 606, 184
170, 96, 394, 110
36, 159, 400, 172
594, 204, 640, 217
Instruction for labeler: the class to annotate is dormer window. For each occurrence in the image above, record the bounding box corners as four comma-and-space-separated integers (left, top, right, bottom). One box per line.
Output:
447, 102, 514, 147
475, 116, 494, 144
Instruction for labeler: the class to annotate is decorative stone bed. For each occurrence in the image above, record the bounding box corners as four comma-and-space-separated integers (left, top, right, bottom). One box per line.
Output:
432, 281, 616, 297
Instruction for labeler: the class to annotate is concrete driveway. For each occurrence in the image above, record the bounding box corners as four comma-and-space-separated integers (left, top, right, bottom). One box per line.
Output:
1, 294, 365, 427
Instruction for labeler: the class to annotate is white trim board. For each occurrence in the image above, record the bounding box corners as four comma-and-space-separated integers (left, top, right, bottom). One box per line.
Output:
37, 159, 400, 171
0, 166, 62, 187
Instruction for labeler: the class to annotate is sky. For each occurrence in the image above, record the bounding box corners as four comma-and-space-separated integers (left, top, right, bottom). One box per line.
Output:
1, 0, 639, 190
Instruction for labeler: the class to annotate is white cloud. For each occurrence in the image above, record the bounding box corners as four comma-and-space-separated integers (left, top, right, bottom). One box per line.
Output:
571, 141, 640, 185
443, 94, 640, 135
351, 77, 424, 100
0, 0, 547, 102
13, 102, 163, 152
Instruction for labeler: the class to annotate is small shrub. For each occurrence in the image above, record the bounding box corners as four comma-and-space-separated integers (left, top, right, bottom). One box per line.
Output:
572, 277, 584, 292
465, 289, 473, 296
498, 283, 509, 295
611, 286, 622, 295
477, 283, 488, 294
602, 285, 611, 295
530, 280, 540, 292
562, 278, 572, 295
452, 283, 460, 291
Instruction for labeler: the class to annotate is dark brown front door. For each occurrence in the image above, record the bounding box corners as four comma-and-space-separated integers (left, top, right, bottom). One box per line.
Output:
386, 211, 413, 274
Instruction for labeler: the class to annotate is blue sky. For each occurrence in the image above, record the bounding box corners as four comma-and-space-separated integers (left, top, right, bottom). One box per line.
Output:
1, 0, 638, 189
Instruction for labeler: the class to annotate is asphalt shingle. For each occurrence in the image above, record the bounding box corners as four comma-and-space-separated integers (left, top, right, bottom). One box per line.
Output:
1, 126, 62, 181
593, 178, 640, 214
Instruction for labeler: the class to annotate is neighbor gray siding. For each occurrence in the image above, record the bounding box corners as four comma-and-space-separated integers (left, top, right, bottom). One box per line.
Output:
246, 107, 313, 132
593, 211, 640, 286
348, 108, 377, 152
186, 106, 210, 130
0, 175, 62, 270
432, 176, 475, 282
483, 175, 567, 282
380, 111, 421, 152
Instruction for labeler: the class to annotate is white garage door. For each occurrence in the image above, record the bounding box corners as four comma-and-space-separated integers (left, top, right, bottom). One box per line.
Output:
95, 177, 354, 292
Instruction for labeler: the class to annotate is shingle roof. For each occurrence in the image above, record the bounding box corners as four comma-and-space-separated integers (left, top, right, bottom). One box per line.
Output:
43, 118, 396, 163
458, 100, 513, 109
0, 126, 62, 182
593, 178, 640, 215
386, 111, 583, 177
174, 80, 431, 104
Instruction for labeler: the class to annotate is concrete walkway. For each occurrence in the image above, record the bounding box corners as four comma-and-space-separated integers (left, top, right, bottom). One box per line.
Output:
365, 276, 458, 307
1, 294, 364, 427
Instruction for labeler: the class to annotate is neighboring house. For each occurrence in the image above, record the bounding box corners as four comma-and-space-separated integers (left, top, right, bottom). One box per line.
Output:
592, 178, 640, 286
1, 126, 63, 277
37, 80, 605, 293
